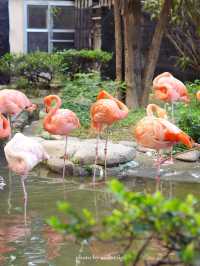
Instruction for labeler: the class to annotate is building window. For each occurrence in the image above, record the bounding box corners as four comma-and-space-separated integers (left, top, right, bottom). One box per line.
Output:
25, 1, 75, 53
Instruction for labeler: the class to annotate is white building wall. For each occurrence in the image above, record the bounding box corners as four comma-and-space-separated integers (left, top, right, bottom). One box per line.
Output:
9, 0, 24, 53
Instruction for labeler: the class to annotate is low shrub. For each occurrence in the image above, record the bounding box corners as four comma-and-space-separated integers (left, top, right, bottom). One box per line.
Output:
0, 49, 112, 92
58, 49, 113, 78
48, 180, 200, 266
0, 52, 62, 91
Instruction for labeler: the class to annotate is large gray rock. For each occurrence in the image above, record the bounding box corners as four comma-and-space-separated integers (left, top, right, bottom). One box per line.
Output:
118, 140, 137, 148
41, 138, 136, 166
47, 158, 74, 175
137, 145, 154, 153
175, 150, 200, 162
12, 109, 39, 131
32, 137, 136, 177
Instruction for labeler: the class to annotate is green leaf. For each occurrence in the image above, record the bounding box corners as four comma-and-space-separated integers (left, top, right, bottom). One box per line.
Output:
57, 201, 71, 212
181, 242, 194, 263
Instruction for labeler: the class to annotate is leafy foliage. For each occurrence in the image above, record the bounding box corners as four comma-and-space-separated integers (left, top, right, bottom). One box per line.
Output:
176, 80, 200, 142
61, 72, 125, 128
58, 49, 112, 78
0, 49, 112, 92
0, 52, 62, 91
49, 180, 200, 265
144, 0, 200, 72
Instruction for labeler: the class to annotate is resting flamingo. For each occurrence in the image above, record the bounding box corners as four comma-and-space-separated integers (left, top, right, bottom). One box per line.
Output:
0, 89, 37, 135
0, 89, 36, 115
90, 90, 129, 182
153, 72, 190, 121
153, 72, 190, 104
134, 104, 193, 183
43, 95, 80, 180
4, 133, 49, 224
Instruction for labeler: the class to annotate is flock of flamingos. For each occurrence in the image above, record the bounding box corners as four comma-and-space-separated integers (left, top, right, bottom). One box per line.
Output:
0, 71, 199, 206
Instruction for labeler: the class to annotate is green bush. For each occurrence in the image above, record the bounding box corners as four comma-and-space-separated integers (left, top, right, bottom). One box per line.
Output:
48, 180, 200, 265
61, 72, 125, 128
58, 49, 113, 77
176, 80, 200, 142
0, 52, 62, 91
0, 49, 112, 91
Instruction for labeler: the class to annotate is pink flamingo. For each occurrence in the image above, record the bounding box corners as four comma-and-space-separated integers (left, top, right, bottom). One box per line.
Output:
4, 133, 49, 224
134, 104, 193, 183
90, 90, 129, 182
153, 72, 190, 162
153, 72, 190, 122
0, 113, 11, 139
153, 72, 190, 104
0, 89, 37, 135
0, 89, 37, 115
43, 95, 80, 180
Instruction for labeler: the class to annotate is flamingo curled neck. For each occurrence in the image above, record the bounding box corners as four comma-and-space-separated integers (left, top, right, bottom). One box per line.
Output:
97, 90, 129, 119
146, 104, 168, 119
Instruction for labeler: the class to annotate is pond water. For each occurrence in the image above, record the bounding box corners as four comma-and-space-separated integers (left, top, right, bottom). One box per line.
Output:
1, 162, 200, 266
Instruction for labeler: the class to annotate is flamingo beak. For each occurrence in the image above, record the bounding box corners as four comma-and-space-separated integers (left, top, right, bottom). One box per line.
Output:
178, 132, 193, 149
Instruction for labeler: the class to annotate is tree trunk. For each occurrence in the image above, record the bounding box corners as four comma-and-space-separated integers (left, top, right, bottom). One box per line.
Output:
132, 0, 142, 101
114, 0, 122, 81
124, 0, 142, 109
114, 0, 123, 99
124, 12, 139, 109
141, 0, 173, 106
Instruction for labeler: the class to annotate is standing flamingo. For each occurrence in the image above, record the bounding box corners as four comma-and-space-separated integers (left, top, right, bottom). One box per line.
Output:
90, 90, 129, 182
43, 95, 80, 180
153, 72, 190, 122
153, 72, 190, 162
134, 104, 193, 183
4, 133, 49, 224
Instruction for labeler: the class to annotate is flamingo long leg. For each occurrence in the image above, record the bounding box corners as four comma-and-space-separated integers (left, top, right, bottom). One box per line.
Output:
155, 151, 161, 190
169, 146, 174, 164
21, 175, 28, 227
7, 170, 12, 215
93, 132, 100, 184
62, 136, 68, 181
104, 127, 109, 181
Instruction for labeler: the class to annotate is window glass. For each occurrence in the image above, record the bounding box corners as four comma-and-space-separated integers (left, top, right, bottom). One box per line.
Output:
52, 32, 74, 40
28, 5, 48, 28
52, 6, 75, 29
28, 32, 48, 52
26, 2, 75, 52
52, 42, 74, 51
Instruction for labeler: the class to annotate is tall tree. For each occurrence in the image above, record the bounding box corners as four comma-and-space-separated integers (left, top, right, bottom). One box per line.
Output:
113, 0, 123, 82
107, 0, 173, 108
141, 0, 173, 106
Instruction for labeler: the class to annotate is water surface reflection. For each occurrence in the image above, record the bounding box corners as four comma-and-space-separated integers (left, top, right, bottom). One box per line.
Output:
1, 166, 200, 265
